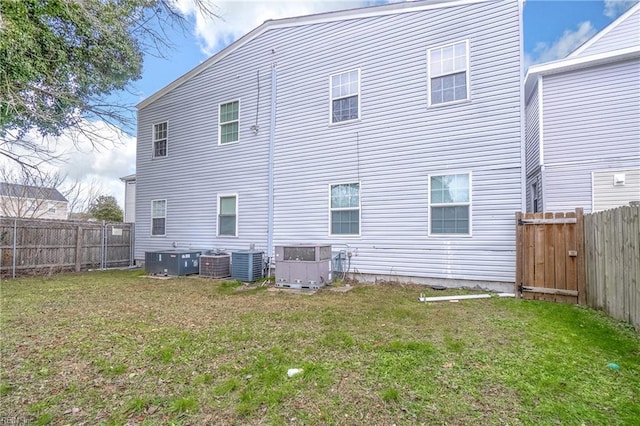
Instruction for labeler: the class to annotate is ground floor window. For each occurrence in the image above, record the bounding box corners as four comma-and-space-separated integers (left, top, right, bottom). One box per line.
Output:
429, 173, 471, 235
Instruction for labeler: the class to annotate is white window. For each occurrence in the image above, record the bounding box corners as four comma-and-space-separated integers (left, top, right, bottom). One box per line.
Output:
531, 182, 539, 213
428, 40, 469, 106
429, 173, 471, 235
219, 101, 239, 144
330, 183, 360, 235
153, 122, 168, 158
151, 200, 166, 236
330, 69, 360, 123
218, 195, 237, 236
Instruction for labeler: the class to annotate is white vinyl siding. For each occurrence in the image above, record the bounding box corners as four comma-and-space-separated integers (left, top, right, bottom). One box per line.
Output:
330, 183, 360, 235
219, 101, 239, 144
593, 169, 640, 212
330, 69, 360, 123
428, 40, 469, 106
151, 200, 166, 236
135, 0, 522, 284
429, 173, 471, 235
218, 194, 238, 236
153, 122, 168, 158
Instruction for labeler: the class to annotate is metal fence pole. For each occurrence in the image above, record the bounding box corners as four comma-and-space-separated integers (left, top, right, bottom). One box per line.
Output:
100, 221, 105, 270
12, 218, 17, 278
129, 223, 135, 267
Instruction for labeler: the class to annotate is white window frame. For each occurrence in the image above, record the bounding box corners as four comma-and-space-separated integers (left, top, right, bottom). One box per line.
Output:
427, 40, 470, 107
217, 193, 238, 237
152, 121, 168, 158
329, 69, 361, 125
151, 199, 167, 237
328, 182, 361, 237
218, 100, 240, 145
428, 172, 472, 237
531, 182, 539, 213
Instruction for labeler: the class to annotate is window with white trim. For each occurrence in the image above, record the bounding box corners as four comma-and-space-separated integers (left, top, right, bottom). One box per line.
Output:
218, 195, 237, 236
151, 200, 166, 236
153, 122, 167, 158
429, 174, 470, 235
330, 183, 360, 235
219, 101, 239, 144
330, 70, 360, 123
428, 40, 469, 105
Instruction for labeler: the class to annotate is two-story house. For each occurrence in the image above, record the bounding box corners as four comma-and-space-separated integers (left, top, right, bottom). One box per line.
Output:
0, 182, 69, 219
525, 2, 640, 213
135, 0, 525, 290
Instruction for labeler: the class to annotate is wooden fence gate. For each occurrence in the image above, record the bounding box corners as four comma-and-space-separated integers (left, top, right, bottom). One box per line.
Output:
515, 208, 586, 304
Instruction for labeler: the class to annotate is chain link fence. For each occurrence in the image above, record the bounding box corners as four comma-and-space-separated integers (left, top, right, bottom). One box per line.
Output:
0, 217, 134, 278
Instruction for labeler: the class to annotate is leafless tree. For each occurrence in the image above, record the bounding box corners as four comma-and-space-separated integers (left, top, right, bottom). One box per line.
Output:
0, 168, 69, 219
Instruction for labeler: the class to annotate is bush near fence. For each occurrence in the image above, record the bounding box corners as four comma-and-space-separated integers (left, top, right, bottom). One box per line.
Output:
0, 217, 133, 277
584, 204, 640, 330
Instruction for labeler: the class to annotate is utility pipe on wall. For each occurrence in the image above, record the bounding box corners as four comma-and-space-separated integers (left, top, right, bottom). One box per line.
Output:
267, 63, 277, 259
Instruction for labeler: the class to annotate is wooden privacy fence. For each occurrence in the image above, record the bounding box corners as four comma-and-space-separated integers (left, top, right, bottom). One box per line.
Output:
584, 205, 639, 330
0, 217, 134, 277
515, 208, 585, 304
516, 205, 640, 330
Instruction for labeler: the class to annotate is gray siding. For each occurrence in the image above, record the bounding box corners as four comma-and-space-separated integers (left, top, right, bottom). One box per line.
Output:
136, 0, 523, 284
593, 168, 640, 212
544, 160, 640, 213
543, 60, 640, 165
540, 59, 640, 212
524, 82, 541, 212
576, 6, 640, 57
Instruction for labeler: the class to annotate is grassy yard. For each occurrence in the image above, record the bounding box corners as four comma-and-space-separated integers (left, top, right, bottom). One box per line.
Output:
1, 270, 639, 425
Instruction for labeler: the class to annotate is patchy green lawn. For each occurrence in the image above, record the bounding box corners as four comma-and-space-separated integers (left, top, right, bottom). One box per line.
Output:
1, 270, 638, 425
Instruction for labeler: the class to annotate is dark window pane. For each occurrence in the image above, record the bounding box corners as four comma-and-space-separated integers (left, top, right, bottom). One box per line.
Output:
431, 206, 469, 234
332, 95, 358, 123
331, 210, 359, 235
219, 214, 236, 236
152, 218, 165, 235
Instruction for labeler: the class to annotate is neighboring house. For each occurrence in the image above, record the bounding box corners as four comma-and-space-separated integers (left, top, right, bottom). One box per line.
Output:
136, 0, 525, 289
0, 182, 69, 220
524, 3, 640, 213
120, 174, 136, 223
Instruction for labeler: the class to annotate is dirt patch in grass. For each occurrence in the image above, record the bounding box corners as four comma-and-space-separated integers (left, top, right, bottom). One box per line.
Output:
1, 270, 639, 425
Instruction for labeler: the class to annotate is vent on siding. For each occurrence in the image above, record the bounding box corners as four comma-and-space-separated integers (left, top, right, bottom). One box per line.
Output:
199, 254, 231, 278
231, 250, 263, 282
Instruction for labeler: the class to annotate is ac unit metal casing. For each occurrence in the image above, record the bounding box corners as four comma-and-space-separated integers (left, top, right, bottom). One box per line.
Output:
199, 254, 231, 278
231, 250, 264, 282
275, 244, 332, 289
144, 250, 201, 276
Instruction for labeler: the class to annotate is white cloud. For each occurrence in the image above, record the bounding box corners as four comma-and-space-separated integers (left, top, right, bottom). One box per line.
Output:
174, 0, 377, 55
1, 121, 136, 210
525, 21, 597, 70
603, 0, 637, 18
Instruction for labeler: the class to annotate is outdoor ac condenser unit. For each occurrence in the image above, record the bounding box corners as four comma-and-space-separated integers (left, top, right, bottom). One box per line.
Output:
275, 244, 332, 289
231, 250, 264, 282
199, 253, 231, 278
144, 250, 201, 276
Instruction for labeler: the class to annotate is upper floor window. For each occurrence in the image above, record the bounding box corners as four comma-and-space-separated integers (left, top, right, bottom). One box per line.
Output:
219, 101, 239, 144
151, 199, 166, 236
330, 183, 360, 235
428, 40, 469, 106
153, 122, 168, 158
429, 173, 471, 235
330, 69, 360, 123
218, 194, 238, 236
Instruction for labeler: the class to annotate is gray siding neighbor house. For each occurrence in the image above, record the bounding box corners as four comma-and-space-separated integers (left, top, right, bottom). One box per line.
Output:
135, 0, 525, 289
524, 2, 640, 213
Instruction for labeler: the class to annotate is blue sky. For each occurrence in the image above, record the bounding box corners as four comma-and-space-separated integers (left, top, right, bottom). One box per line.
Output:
18, 0, 637, 208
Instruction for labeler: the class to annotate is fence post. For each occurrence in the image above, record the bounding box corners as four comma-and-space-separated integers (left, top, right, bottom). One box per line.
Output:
101, 221, 106, 270
75, 226, 83, 272
576, 208, 586, 305
130, 223, 135, 268
12, 218, 17, 278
